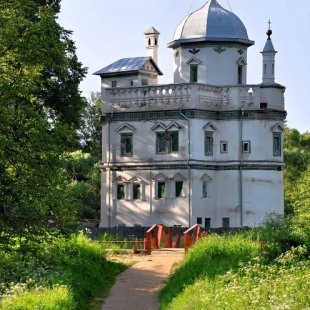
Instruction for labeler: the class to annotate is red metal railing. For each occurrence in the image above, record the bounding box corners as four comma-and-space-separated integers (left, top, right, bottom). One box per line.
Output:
184, 224, 208, 252
145, 224, 181, 255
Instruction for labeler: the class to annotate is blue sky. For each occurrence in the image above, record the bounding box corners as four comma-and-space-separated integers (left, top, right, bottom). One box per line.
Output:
58, 0, 310, 133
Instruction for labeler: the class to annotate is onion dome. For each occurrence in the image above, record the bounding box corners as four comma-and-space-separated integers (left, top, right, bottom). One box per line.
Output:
168, 0, 254, 48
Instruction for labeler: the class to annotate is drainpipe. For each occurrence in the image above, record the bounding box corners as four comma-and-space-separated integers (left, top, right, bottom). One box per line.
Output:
180, 112, 191, 227
239, 107, 244, 227
107, 113, 112, 229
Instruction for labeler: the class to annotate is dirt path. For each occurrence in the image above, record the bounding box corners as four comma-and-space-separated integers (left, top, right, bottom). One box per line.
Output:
101, 249, 184, 310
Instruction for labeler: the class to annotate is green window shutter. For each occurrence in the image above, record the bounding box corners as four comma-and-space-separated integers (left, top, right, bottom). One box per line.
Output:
158, 182, 165, 198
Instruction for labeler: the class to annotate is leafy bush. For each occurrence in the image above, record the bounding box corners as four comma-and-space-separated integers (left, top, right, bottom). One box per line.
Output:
160, 233, 310, 310
160, 234, 258, 308
0, 231, 127, 309
162, 246, 310, 310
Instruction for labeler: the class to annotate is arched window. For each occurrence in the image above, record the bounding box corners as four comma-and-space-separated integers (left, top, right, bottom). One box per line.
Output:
148, 38, 151, 46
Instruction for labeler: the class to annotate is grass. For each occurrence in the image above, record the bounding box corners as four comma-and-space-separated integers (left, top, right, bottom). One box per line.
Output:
0, 231, 127, 310
159, 233, 310, 310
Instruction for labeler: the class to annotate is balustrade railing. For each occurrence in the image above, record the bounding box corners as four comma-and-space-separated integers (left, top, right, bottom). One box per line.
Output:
104, 83, 261, 112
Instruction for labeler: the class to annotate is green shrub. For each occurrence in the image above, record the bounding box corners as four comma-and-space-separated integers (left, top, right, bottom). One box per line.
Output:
160, 233, 258, 308
163, 246, 310, 310
0, 231, 127, 309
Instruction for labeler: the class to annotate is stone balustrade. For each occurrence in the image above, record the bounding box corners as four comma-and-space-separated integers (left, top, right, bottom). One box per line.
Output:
103, 83, 262, 112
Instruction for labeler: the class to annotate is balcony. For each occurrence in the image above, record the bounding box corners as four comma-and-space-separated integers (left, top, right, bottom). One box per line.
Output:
103, 83, 266, 113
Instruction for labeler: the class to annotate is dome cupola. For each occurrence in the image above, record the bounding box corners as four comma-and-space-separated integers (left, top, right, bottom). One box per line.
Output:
168, 0, 254, 48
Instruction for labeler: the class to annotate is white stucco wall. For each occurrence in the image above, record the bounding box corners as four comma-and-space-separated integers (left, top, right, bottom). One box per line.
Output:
99, 115, 284, 228
173, 46, 248, 85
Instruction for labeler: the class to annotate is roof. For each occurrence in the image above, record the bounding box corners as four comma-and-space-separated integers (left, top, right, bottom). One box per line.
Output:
262, 38, 277, 53
93, 57, 163, 76
144, 26, 160, 35
168, 0, 254, 48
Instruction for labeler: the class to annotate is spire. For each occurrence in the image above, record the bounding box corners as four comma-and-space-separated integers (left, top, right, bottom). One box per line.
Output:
262, 20, 276, 53
261, 21, 277, 84
144, 26, 160, 64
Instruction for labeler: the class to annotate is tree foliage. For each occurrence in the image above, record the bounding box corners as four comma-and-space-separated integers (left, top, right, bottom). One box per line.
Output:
284, 126, 310, 214
0, 0, 87, 228
78, 91, 102, 157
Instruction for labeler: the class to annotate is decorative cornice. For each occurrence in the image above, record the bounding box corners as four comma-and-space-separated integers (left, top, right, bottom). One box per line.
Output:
102, 109, 286, 123
101, 163, 284, 172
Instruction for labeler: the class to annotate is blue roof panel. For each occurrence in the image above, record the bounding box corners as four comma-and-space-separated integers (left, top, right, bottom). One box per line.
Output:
94, 57, 152, 75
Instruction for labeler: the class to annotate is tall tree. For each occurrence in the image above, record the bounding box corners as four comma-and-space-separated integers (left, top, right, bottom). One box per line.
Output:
0, 0, 87, 228
78, 91, 102, 157
284, 126, 310, 214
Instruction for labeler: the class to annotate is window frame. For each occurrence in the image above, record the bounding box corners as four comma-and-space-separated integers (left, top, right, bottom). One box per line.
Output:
273, 133, 282, 156
111, 81, 117, 88
220, 141, 228, 154
202, 181, 208, 198
117, 184, 125, 200
157, 182, 166, 199
222, 218, 230, 229
205, 218, 211, 229
133, 183, 141, 200
121, 133, 133, 157
141, 78, 148, 85
190, 65, 198, 83
205, 131, 214, 156
175, 181, 183, 198
242, 141, 251, 153
238, 65, 243, 84
156, 131, 179, 154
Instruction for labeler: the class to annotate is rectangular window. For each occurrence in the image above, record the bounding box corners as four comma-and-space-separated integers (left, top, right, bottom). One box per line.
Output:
157, 182, 165, 199
121, 134, 133, 157
238, 66, 243, 84
220, 141, 228, 153
222, 218, 230, 229
170, 132, 179, 152
273, 133, 281, 156
175, 181, 183, 197
141, 78, 148, 85
111, 81, 117, 88
260, 102, 267, 109
156, 132, 179, 154
242, 141, 251, 153
197, 217, 202, 225
133, 183, 141, 200
202, 181, 208, 197
205, 218, 211, 229
117, 184, 125, 200
205, 131, 213, 156
156, 133, 166, 153
190, 65, 198, 83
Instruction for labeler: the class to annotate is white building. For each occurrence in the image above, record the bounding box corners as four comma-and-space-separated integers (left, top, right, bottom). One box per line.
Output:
94, 0, 286, 229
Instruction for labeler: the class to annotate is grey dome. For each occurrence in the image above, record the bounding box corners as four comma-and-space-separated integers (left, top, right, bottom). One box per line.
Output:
168, 0, 254, 48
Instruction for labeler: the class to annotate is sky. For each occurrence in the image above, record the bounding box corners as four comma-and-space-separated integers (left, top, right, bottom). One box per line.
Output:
58, 0, 310, 133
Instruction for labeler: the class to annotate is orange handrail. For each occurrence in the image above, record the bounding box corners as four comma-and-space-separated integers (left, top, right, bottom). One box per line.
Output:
145, 224, 181, 255
184, 224, 208, 252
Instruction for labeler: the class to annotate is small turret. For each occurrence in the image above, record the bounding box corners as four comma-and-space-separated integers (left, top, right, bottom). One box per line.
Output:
261, 21, 277, 84
144, 26, 160, 65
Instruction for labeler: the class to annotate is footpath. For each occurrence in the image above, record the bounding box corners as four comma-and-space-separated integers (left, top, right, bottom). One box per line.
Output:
101, 249, 184, 310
